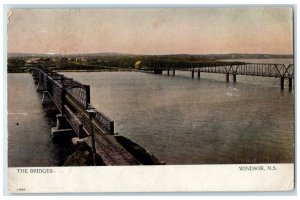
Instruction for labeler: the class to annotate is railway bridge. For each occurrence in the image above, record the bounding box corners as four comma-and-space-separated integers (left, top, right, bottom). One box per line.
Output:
32, 67, 161, 166
145, 62, 294, 90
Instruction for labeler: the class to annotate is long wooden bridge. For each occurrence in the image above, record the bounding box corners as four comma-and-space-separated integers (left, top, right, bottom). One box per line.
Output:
144, 62, 294, 90
32, 67, 161, 165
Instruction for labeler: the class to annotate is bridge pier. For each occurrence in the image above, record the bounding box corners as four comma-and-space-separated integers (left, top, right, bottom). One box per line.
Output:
167, 69, 170, 76
173, 69, 175, 76
233, 74, 237, 83
56, 114, 65, 129
34, 78, 39, 85
226, 73, 229, 82
36, 82, 44, 92
192, 70, 194, 79
289, 78, 293, 91
51, 114, 74, 144
198, 70, 200, 79
154, 69, 163, 74
41, 91, 52, 106
280, 77, 285, 90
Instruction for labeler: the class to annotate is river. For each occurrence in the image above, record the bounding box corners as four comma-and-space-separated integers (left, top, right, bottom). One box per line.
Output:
8, 58, 294, 166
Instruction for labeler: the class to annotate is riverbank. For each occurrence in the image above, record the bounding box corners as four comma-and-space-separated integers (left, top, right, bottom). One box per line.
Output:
7, 68, 136, 73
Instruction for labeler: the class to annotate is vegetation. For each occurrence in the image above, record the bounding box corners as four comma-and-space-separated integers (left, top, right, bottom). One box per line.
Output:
7, 53, 293, 73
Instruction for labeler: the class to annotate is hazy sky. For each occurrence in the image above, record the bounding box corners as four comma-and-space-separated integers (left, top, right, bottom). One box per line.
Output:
7, 7, 293, 55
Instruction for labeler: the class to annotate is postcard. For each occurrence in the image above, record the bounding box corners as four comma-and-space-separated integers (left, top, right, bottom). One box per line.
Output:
6, 6, 294, 193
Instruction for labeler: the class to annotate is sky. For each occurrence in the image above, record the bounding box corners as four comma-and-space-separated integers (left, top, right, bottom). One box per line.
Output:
7, 7, 293, 55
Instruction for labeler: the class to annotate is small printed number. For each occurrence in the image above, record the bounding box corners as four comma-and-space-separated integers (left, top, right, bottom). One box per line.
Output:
17, 188, 26, 191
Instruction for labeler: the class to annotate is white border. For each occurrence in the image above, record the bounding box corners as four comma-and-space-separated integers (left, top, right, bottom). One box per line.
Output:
8, 164, 294, 193
1, 0, 298, 197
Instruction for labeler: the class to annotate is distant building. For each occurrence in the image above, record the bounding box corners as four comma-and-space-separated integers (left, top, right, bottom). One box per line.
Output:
135, 61, 142, 69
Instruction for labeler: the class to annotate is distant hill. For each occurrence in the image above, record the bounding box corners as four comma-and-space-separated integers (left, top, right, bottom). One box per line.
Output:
7, 52, 134, 58
203, 53, 293, 59
66, 52, 134, 58
8, 52, 293, 59
8, 52, 58, 58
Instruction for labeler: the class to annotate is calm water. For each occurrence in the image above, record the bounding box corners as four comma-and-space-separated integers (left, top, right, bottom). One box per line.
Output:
8, 74, 59, 167
8, 59, 294, 166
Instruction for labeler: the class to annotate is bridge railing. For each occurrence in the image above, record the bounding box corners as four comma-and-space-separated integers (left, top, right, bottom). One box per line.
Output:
33, 67, 90, 108
64, 105, 84, 137
51, 81, 64, 113
90, 107, 114, 135
65, 83, 90, 109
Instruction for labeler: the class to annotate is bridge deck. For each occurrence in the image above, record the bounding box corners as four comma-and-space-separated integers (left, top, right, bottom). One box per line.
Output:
76, 113, 139, 165
148, 62, 294, 78
65, 85, 140, 165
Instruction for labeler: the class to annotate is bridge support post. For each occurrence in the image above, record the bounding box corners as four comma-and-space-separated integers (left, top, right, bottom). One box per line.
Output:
173, 69, 175, 76
233, 74, 237, 83
289, 78, 293, 91
226, 73, 229, 82
56, 114, 64, 129
61, 88, 67, 114
87, 109, 97, 166
167, 69, 170, 76
192, 70, 194, 79
154, 69, 163, 74
280, 77, 285, 90
198, 70, 200, 79
85, 85, 90, 108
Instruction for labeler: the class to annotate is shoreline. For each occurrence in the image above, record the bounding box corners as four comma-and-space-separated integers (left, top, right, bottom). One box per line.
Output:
7, 69, 136, 73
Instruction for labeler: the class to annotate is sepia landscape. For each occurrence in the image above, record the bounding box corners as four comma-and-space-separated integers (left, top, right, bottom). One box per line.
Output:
7, 7, 294, 167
